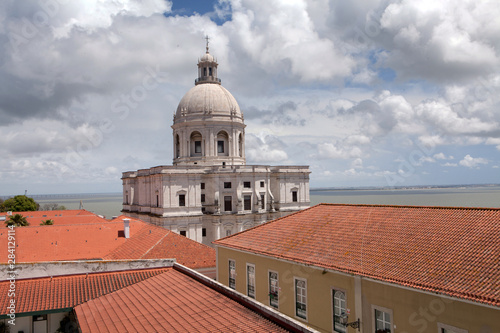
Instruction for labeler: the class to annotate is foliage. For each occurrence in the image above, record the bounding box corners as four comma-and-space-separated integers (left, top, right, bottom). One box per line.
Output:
0, 321, 10, 333
0, 198, 4, 212
5, 214, 30, 227
42, 203, 67, 211
40, 219, 54, 226
56, 312, 78, 333
1, 195, 39, 212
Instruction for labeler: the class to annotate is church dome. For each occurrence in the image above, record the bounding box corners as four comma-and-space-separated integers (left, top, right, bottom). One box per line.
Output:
175, 84, 242, 121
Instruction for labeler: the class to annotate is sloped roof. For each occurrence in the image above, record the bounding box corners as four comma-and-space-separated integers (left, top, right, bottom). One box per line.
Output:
0, 268, 169, 316
214, 204, 500, 307
75, 268, 291, 333
0, 209, 107, 226
0, 217, 215, 269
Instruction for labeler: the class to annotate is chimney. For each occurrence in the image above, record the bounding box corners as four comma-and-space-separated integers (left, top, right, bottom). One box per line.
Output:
123, 218, 130, 239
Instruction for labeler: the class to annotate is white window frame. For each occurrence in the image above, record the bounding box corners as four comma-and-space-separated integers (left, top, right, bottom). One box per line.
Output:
372, 304, 393, 333
228, 259, 236, 289
294, 277, 307, 321
246, 263, 256, 299
437, 323, 468, 333
332, 288, 347, 333
268, 270, 279, 309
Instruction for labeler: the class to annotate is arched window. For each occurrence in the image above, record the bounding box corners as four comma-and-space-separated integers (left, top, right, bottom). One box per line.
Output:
203, 67, 207, 76
190, 131, 203, 157
217, 131, 229, 156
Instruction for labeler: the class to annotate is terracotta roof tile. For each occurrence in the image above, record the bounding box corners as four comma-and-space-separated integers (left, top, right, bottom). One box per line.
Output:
0, 217, 215, 269
214, 204, 500, 307
0, 268, 169, 316
75, 268, 291, 333
0, 210, 107, 226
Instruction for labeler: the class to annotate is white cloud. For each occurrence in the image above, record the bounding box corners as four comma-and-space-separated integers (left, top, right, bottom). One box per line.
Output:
459, 154, 488, 168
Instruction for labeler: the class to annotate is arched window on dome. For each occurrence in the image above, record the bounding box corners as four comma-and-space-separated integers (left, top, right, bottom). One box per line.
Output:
190, 131, 203, 157
209, 67, 212, 76
175, 134, 180, 159
238, 133, 243, 157
217, 131, 229, 157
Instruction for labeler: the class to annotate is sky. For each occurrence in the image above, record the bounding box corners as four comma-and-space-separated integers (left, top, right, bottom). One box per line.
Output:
0, 0, 499, 195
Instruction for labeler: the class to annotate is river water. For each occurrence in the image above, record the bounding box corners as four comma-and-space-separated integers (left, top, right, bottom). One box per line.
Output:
27, 186, 500, 219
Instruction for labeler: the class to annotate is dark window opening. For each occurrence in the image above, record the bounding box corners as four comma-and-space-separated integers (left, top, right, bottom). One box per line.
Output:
202, 228, 207, 237
156, 195, 159, 207
218, 140, 224, 153
261, 194, 265, 210
201, 194, 205, 203
209, 67, 212, 76
195, 141, 202, 153
180, 230, 186, 237
260, 181, 265, 187
292, 191, 298, 202
244, 195, 251, 210
224, 182, 231, 189
244, 181, 251, 188
179, 194, 186, 207
203, 67, 207, 76
201, 182, 205, 190
224, 196, 232, 212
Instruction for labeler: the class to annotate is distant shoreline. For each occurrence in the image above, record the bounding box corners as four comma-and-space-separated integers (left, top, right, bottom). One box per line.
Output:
2, 184, 500, 199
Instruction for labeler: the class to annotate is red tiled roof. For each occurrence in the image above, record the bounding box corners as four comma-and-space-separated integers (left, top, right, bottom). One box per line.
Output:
0, 268, 169, 316
0, 217, 215, 269
0, 209, 107, 226
214, 204, 500, 307
75, 268, 291, 333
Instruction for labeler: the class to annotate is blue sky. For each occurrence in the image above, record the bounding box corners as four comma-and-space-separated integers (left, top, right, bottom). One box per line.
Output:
0, 0, 499, 195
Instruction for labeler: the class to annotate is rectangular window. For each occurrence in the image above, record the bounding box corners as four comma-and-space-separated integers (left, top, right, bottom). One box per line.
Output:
226, 229, 232, 237
260, 194, 265, 210
202, 228, 206, 237
179, 230, 186, 237
333, 290, 346, 333
269, 271, 279, 308
295, 278, 307, 320
224, 182, 231, 189
244, 195, 251, 211
224, 196, 232, 212
156, 194, 159, 207
201, 182, 205, 190
247, 264, 255, 298
218, 140, 224, 153
438, 323, 468, 333
179, 194, 185, 207
201, 194, 205, 203
292, 190, 298, 202
375, 309, 391, 333
229, 260, 236, 289
243, 181, 251, 188
260, 181, 265, 187
195, 140, 202, 153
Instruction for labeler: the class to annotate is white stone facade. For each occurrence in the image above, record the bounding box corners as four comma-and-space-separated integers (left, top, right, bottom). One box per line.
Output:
122, 45, 310, 246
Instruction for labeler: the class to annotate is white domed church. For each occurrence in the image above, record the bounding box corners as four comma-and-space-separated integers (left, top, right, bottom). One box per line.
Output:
122, 43, 310, 246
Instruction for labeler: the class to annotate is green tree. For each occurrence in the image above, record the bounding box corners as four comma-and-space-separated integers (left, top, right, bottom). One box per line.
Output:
0, 198, 4, 212
40, 219, 54, 226
1, 195, 39, 212
5, 214, 30, 227
42, 203, 67, 211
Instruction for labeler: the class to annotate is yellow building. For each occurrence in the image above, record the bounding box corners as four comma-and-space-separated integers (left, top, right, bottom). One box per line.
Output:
214, 204, 500, 333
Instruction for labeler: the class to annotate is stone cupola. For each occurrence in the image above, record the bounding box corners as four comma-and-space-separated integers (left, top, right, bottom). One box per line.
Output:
172, 37, 246, 167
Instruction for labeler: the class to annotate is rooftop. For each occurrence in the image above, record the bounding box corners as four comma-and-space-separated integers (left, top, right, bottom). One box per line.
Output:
214, 203, 500, 307
75, 266, 303, 333
0, 209, 107, 226
0, 215, 215, 269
